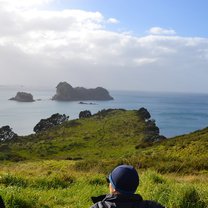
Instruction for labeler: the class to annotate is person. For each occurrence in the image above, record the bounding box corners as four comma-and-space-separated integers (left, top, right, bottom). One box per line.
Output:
90, 165, 165, 208
0, 195, 5, 208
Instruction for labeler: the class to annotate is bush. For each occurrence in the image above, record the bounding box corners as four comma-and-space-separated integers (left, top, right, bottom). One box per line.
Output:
137, 107, 151, 120
79, 110, 92, 119
33, 113, 69, 133
0, 125, 18, 141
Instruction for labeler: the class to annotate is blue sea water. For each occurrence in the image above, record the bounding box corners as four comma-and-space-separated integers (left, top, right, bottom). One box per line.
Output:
0, 86, 208, 138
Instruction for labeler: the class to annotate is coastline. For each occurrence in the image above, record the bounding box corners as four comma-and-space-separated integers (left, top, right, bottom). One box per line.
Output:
0, 86, 208, 137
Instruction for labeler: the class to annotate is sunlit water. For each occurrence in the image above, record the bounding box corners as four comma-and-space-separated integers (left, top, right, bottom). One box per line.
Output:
1, 86, 208, 138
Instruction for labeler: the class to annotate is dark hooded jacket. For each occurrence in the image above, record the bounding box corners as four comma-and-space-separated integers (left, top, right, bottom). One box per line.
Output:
90, 194, 165, 208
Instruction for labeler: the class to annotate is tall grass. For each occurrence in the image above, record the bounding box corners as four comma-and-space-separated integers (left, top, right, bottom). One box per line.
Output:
139, 171, 208, 208
0, 160, 207, 208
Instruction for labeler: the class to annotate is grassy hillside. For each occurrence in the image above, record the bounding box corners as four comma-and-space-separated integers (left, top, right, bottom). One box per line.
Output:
0, 109, 154, 161
132, 127, 208, 173
0, 109, 208, 207
0, 109, 207, 173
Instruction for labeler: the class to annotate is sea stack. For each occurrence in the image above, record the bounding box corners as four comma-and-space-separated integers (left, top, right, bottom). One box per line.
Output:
9, 92, 34, 102
52, 82, 113, 101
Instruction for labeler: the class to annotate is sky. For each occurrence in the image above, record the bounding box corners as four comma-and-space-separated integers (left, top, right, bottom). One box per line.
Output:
0, 0, 208, 93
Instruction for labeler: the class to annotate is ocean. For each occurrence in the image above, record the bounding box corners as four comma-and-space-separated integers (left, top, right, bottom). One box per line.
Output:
0, 86, 208, 138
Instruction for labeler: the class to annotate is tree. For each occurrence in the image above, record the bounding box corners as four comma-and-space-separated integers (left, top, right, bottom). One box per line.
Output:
33, 113, 69, 133
0, 125, 18, 141
79, 110, 92, 118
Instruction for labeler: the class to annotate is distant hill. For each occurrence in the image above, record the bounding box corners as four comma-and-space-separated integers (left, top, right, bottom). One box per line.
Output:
0, 108, 207, 173
52, 82, 113, 101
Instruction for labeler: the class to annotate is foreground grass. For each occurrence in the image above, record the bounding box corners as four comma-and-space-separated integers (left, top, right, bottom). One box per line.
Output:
0, 160, 208, 208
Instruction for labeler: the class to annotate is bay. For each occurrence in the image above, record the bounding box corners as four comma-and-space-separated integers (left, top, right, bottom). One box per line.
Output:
0, 85, 208, 138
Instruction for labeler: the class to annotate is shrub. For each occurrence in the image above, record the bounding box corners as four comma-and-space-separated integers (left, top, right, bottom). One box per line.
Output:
137, 107, 151, 120
79, 110, 92, 119
0, 125, 18, 141
33, 113, 69, 133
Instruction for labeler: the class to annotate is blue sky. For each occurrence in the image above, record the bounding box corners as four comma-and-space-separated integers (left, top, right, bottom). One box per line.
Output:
50, 0, 208, 37
0, 0, 208, 93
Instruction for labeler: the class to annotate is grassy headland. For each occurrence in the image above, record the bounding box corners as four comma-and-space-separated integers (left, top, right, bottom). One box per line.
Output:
0, 109, 208, 207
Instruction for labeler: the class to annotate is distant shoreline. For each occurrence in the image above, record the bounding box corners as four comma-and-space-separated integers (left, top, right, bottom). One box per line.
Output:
1, 87, 208, 137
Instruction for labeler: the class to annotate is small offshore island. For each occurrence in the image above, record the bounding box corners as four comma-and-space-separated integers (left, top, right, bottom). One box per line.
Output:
9, 92, 34, 102
8, 82, 113, 102
52, 82, 113, 101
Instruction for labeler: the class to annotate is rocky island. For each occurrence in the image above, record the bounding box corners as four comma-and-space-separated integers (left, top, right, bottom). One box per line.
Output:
52, 82, 113, 101
9, 92, 34, 102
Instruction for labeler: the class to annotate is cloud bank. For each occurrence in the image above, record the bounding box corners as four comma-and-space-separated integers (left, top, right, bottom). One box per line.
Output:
0, 0, 208, 92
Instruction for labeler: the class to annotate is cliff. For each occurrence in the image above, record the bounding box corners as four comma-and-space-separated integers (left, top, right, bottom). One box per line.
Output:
52, 82, 113, 101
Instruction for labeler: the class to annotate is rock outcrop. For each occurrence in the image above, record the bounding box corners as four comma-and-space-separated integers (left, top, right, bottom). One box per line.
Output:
9, 92, 34, 102
137, 108, 167, 142
52, 82, 113, 101
79, 102, 97, 105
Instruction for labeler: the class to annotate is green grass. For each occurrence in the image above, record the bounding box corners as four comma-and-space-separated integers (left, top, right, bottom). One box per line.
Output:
1, 109, 207, 174
0, 109, 208, 207
0, 160, 208, 208
0, 110, 146, 160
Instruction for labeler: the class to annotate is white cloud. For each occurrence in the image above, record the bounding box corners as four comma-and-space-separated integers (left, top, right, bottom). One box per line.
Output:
0, 1, 208, 93
0, 0, 54, 10
133, 58, 157, 66
148, 27, 176, 35
107, 18, 119, 24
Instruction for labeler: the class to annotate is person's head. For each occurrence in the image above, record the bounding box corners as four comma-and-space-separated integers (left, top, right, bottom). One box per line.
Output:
107, 165, 139, 195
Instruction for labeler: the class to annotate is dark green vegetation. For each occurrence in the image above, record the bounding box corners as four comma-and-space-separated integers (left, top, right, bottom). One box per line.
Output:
0, 109, 208, 207
33, 113, 69, 133
0, 125, 18, 141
